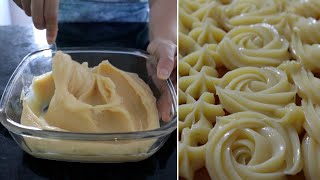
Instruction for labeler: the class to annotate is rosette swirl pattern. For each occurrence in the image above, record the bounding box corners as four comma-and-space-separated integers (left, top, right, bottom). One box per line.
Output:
216, 66, 297, 115
302, 134, 320, 180
292, 17, 320, 44
287, 0, 320, 19
178, 0, 320, 178
206, 112, 303, 180
216, 66, 305, 131
291, 31, 320, 72
262, 13, 299, 41
219, 0, 286, 30
217, 23, 290, 70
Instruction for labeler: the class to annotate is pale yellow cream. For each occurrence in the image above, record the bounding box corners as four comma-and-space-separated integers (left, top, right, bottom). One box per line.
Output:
21, 51, 160, 162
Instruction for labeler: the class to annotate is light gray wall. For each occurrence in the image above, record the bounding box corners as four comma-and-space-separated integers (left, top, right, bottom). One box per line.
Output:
0, 0, 32, 26
0, 0, 11, 25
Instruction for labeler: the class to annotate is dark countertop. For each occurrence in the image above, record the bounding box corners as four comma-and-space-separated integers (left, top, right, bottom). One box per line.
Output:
0, 23, 177, 180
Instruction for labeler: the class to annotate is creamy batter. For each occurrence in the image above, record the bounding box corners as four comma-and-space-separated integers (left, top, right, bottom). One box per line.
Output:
21, 51, 160, 162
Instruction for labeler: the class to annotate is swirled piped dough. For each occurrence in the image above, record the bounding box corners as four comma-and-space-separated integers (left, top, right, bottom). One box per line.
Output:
291, 30, 320, 72
179, 92, 224, 133
217, 23, 290, 70
189, 18, 226, 46
262, 13, 298, 41
21, 51, 159, 161
301, 100, 320, 145
178, 0, 320, 179
279, 61, 320, 143
206, 112, 303, 180
191, 1, 221, 23
292, 17, 320, 44
218, 0, 286, 30
179, 32, 200, 57
179, 127, 207, 180
302, 134, 320, 180
179, 92, 224, 180
287, 0, 320, 19
179, 7, 200, 34
216, 66, 304, 132
179, 0, 201, 14
179, 45, 219, 77
279, 61, 320, 104
179, 67, 220, 100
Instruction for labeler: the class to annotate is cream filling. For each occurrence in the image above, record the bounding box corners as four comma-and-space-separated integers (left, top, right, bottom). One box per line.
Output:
20, 51, 160, 162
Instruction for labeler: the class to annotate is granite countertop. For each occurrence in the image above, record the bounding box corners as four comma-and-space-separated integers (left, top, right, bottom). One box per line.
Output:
0, 23, 177, 180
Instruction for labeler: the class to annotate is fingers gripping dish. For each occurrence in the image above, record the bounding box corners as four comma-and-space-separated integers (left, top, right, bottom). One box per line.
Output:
20, 51, 160, 161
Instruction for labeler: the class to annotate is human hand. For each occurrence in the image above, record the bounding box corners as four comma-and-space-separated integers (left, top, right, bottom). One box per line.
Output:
13, 0, 59, 44
147, 39, 177, 122
147, 39, 176, 80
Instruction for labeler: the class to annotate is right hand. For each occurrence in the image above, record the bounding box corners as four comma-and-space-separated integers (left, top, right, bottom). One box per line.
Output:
146, 57, 177, 122
13, 0, 60, 44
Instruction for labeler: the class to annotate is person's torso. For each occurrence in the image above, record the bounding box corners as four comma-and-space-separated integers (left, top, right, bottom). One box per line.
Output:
58, 0, 149, 23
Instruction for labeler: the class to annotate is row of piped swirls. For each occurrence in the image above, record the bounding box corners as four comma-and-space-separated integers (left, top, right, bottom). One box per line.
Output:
179, 0, 320, 180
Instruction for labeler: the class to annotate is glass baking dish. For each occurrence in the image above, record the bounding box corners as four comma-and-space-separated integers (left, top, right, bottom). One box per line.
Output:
0, 48, 177, 163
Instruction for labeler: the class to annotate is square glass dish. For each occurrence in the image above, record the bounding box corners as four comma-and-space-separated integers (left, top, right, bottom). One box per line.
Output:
0, 48, 177, 163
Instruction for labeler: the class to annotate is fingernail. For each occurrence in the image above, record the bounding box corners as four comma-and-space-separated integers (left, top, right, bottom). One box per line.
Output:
47, 37, 56, 45
159, 68, 170, 79
47, 40, 53, 45
162, 111, 171, 122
